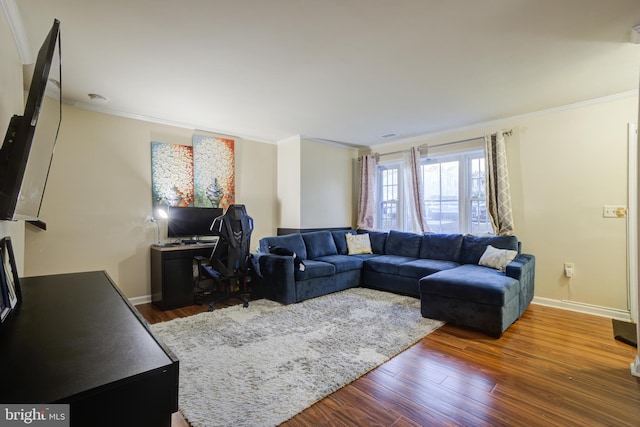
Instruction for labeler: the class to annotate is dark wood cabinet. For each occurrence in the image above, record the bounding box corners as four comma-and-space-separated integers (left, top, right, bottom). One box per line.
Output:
151, 244, 215, 310
0, 271, 178, 427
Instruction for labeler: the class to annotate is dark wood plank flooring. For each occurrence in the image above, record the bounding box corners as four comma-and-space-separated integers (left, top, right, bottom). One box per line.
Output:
137, 299, 640, 427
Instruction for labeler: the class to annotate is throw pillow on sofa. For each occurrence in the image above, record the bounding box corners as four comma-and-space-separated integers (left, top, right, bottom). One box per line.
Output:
460, 234, 519, 265
346, 233, 373, 254
478, 245, 517, 272
331, 230, 356, 254
269, 246, 306, 271
357, 230, 387, 254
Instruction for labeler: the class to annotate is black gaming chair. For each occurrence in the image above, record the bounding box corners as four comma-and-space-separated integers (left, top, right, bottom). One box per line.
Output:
194, 204, 254, 309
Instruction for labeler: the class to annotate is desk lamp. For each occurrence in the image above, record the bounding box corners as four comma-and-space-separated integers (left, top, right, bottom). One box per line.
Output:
151, 207, 169, 246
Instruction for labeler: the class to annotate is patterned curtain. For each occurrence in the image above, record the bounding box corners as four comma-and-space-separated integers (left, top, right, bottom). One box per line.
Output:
485, 131, 514, 235
357, 154, 377, 230
404, 147, 429, 233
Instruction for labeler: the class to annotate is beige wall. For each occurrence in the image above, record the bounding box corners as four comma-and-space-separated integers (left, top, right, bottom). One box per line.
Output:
372, 94, 637, 312
22, 106, 356, 299
0, 11, 26, 274
277, 135, 302, 228
276, 137, 357, 229
516, 97, 632, 310
300, 139, 356, 228
24, 105, 277, 299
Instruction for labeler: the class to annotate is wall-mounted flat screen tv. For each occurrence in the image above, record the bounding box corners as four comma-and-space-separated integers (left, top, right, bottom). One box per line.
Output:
0, 19, 61, 221
167, 206, 223, 240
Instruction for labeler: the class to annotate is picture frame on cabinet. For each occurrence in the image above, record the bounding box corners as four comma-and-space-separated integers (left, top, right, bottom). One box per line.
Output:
0, 236, 21, 323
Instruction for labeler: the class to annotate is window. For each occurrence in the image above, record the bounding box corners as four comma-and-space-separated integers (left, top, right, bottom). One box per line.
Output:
376, 149, 493, 234
379, 166, 400, 230
423, 160, 459, 233
468, 156, 492, 234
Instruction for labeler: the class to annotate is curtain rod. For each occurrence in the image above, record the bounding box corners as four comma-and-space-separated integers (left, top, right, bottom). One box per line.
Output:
373, 129, 512, 159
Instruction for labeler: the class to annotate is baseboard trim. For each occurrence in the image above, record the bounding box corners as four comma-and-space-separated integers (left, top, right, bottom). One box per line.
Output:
129, 295, 152, 306
532, 296, 632, 322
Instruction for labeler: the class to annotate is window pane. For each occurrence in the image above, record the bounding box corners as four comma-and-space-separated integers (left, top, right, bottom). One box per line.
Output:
468, 155, 492, 234
423, 161, 459, 233
470, 199, 492, 234
470, 157, 485, 198
380, 168, 398, 230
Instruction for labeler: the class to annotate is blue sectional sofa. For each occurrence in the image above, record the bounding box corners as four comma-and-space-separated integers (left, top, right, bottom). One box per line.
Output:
253, 229, 535, 336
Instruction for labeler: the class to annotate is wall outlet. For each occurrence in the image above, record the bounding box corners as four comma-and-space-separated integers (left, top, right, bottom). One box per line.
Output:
564, 262, 574, 278
603, 206, 627, 218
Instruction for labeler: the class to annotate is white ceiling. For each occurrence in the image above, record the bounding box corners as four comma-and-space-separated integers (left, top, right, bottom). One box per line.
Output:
11, 0, 640, 147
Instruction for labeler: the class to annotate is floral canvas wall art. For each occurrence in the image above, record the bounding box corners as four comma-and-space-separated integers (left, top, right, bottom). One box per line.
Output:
192, 135, 235, 209
151, 142, 194, 207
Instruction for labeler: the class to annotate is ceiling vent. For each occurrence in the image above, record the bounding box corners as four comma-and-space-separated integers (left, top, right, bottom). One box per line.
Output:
88, 93, 108, 104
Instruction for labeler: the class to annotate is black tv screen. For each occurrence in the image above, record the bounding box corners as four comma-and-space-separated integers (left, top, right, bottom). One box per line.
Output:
0, 19, 61, 221
167, 207, 223, 239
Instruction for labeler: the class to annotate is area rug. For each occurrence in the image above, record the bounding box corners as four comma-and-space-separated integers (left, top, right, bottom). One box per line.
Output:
152, 288, 443, 427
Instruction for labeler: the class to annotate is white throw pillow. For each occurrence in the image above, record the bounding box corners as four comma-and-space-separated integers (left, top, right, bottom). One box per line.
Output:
346, 233, 373, 255
478, 245, 518, 272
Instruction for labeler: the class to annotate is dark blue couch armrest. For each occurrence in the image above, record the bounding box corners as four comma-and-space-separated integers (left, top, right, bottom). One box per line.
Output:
254, 252, 297, 304
505, 254, 536, 315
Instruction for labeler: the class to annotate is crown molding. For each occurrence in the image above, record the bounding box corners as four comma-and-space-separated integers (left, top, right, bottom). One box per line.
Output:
0, 0, 32, 64
369, 90, 638, 150
64, 99, 277, 144
302, 136, 365, 150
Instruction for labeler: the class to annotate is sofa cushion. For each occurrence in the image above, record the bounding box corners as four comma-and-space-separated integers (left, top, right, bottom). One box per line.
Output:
386, 230, 422, 258
363, 255, 417, 275
295, 260, 336, 281
358, 230, 387, 254
398, 259, 460, 279
420, 233, 464, 262
419, 264, 519, 306
460, 235, 519, 265
315, 254, 364, 273
331, 230, 356, 255
302, 231, 338, 259
260, 233, 307, 260
346, 233, 373, 254
350, 253, 382, 260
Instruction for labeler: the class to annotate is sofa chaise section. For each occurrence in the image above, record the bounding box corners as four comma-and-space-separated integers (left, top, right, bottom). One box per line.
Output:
418, 235, 536, 337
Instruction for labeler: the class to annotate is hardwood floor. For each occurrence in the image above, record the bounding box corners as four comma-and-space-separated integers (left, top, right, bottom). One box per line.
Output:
137, 299, 640, 427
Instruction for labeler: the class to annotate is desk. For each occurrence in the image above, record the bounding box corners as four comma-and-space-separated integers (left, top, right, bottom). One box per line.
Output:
0, 271, 178, 427
151, 243, 216, 310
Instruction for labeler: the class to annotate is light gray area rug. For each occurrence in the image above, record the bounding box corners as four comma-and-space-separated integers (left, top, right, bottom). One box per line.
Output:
152, 288, 443, 427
